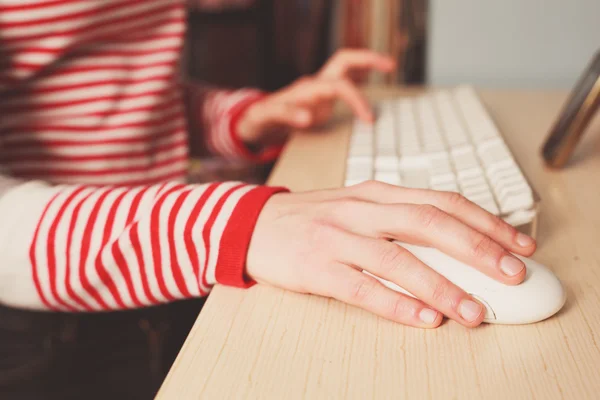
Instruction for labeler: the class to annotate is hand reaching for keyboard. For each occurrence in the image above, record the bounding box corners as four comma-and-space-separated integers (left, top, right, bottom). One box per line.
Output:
236, 49, 394, 146
246, 181, 537, 328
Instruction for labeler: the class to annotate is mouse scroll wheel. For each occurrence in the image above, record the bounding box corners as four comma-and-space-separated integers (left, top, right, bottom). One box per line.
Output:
469, 294, 496, 321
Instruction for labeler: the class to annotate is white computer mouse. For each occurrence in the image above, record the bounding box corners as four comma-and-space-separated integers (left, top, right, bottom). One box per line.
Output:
364, 242, 566, 325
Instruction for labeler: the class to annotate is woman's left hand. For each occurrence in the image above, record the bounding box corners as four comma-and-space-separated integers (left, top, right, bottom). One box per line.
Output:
237, 49, 395, 146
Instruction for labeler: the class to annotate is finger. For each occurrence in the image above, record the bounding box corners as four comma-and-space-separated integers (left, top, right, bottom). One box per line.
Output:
326, 198, 526, 285
330, 79, 374, 122
320, 49, 396, 78
286, 78, 373, 122
345, 181, 536, 256
333, 232, 485, 327
253, 101, 313, 129
317, 261, 443, 328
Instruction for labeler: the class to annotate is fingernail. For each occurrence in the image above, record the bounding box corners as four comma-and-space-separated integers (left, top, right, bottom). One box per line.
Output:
516, 232, 534, 247
500, 255, 525, 276
459, 299, 483, 322
419, 308, 438, 324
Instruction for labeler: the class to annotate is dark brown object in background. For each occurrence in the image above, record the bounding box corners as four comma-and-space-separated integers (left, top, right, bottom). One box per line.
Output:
186, 0, 332, 92
186, 1, 274, 89
542, 50, 600, 168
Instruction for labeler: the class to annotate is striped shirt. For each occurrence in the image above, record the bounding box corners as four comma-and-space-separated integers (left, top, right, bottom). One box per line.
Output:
0, 0, 285, 311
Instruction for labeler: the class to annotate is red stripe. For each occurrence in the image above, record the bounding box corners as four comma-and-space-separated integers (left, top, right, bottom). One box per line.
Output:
45, 187, 87, 311
167, 189, 193, 298
148, 184, 186, 301
77, 189, 112, 310
18, 38, 181, 55
183, 183, 219, 294
94, 189, 129, 309
9, 154, 188, 178
2, 4, 182, 44
10, 75, 174, 96
2, 138, 187, 163
3, 124, 185, 150
0, 0, 157, 28
117, 186, 154, 306
11, 60, 178, 76
0, 88, 175, 113
3, 100, 182, 133
29, 192, 62, 310
63, 188, 97, 311
200, 184, 244, 289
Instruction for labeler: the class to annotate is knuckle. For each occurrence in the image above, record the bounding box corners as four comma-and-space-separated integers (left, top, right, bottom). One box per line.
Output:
415, 204, 443, 229
348, 276, 377, 303
492, 215, 515, 237
430, 281, 449, 304
324, 196, 370, 216
445, 191, 468, 208
377, 243, 407, 275
354, 179, 381, 192
390, 297, 412, 320
471, 234, 496, 259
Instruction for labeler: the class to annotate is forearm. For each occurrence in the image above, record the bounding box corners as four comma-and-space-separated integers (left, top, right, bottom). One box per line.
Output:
0, 178, 286, 311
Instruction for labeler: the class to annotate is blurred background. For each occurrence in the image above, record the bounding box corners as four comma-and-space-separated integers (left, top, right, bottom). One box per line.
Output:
187, 0, 599, 91
186, 0, 599, 183
186, 0, 428, 91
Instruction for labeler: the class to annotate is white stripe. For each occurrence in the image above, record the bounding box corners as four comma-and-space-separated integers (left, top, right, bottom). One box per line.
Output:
17, 63, 178, 88
2, 90, 180, 124
2, 4, 184, 51
5, 77, 175, 106
1, 97, 183, 134
189, 181, 241, 292
1, 0, 174, 38
68, 187, 106, 310
53, 186, 96, 310
99, 36, 182, 52
205, 185, 254, 285
120, 185, 163, 306
6, 126, 186, 157
33, 185, 76, 311
99, 187, 138, 308
6, 142, 187, 171
173, 188, 205, 297
84, 188, 128, 309
157, 188, 186, 299
137, 187, 169, 304
0, 1, 98, 21
14, 158, 189, 186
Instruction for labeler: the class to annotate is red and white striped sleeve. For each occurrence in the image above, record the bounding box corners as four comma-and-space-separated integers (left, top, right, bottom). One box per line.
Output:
0, 177, 287, 311
186, 85, 284, 163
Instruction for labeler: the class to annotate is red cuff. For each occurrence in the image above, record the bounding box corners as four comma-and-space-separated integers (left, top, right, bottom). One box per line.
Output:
228, 93, 284, 163
215, 185, 289, 288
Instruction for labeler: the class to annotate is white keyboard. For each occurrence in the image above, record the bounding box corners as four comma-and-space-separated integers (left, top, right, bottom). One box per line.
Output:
344, 86, 538, 227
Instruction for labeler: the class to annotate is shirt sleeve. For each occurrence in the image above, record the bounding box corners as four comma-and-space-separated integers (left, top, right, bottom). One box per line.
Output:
185, 84, 284, 163
0, 177, 287, 311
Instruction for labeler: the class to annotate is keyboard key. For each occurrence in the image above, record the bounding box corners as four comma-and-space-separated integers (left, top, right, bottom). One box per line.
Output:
431, 182, 460, 192
402, 168, 430, 189
374, 171, 401, 185
345, 87, 536, 222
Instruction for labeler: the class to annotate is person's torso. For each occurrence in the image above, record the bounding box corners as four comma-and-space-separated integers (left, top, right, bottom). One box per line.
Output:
0, 0, 189, 185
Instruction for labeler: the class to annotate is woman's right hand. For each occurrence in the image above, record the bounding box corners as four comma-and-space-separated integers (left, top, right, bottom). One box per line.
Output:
246, 181, 536, 328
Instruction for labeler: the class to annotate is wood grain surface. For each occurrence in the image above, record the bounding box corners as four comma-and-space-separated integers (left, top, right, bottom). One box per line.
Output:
157, 88, 600, 400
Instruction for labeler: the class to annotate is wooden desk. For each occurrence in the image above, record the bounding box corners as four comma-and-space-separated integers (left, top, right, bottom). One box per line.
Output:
158, 88, 600, 400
